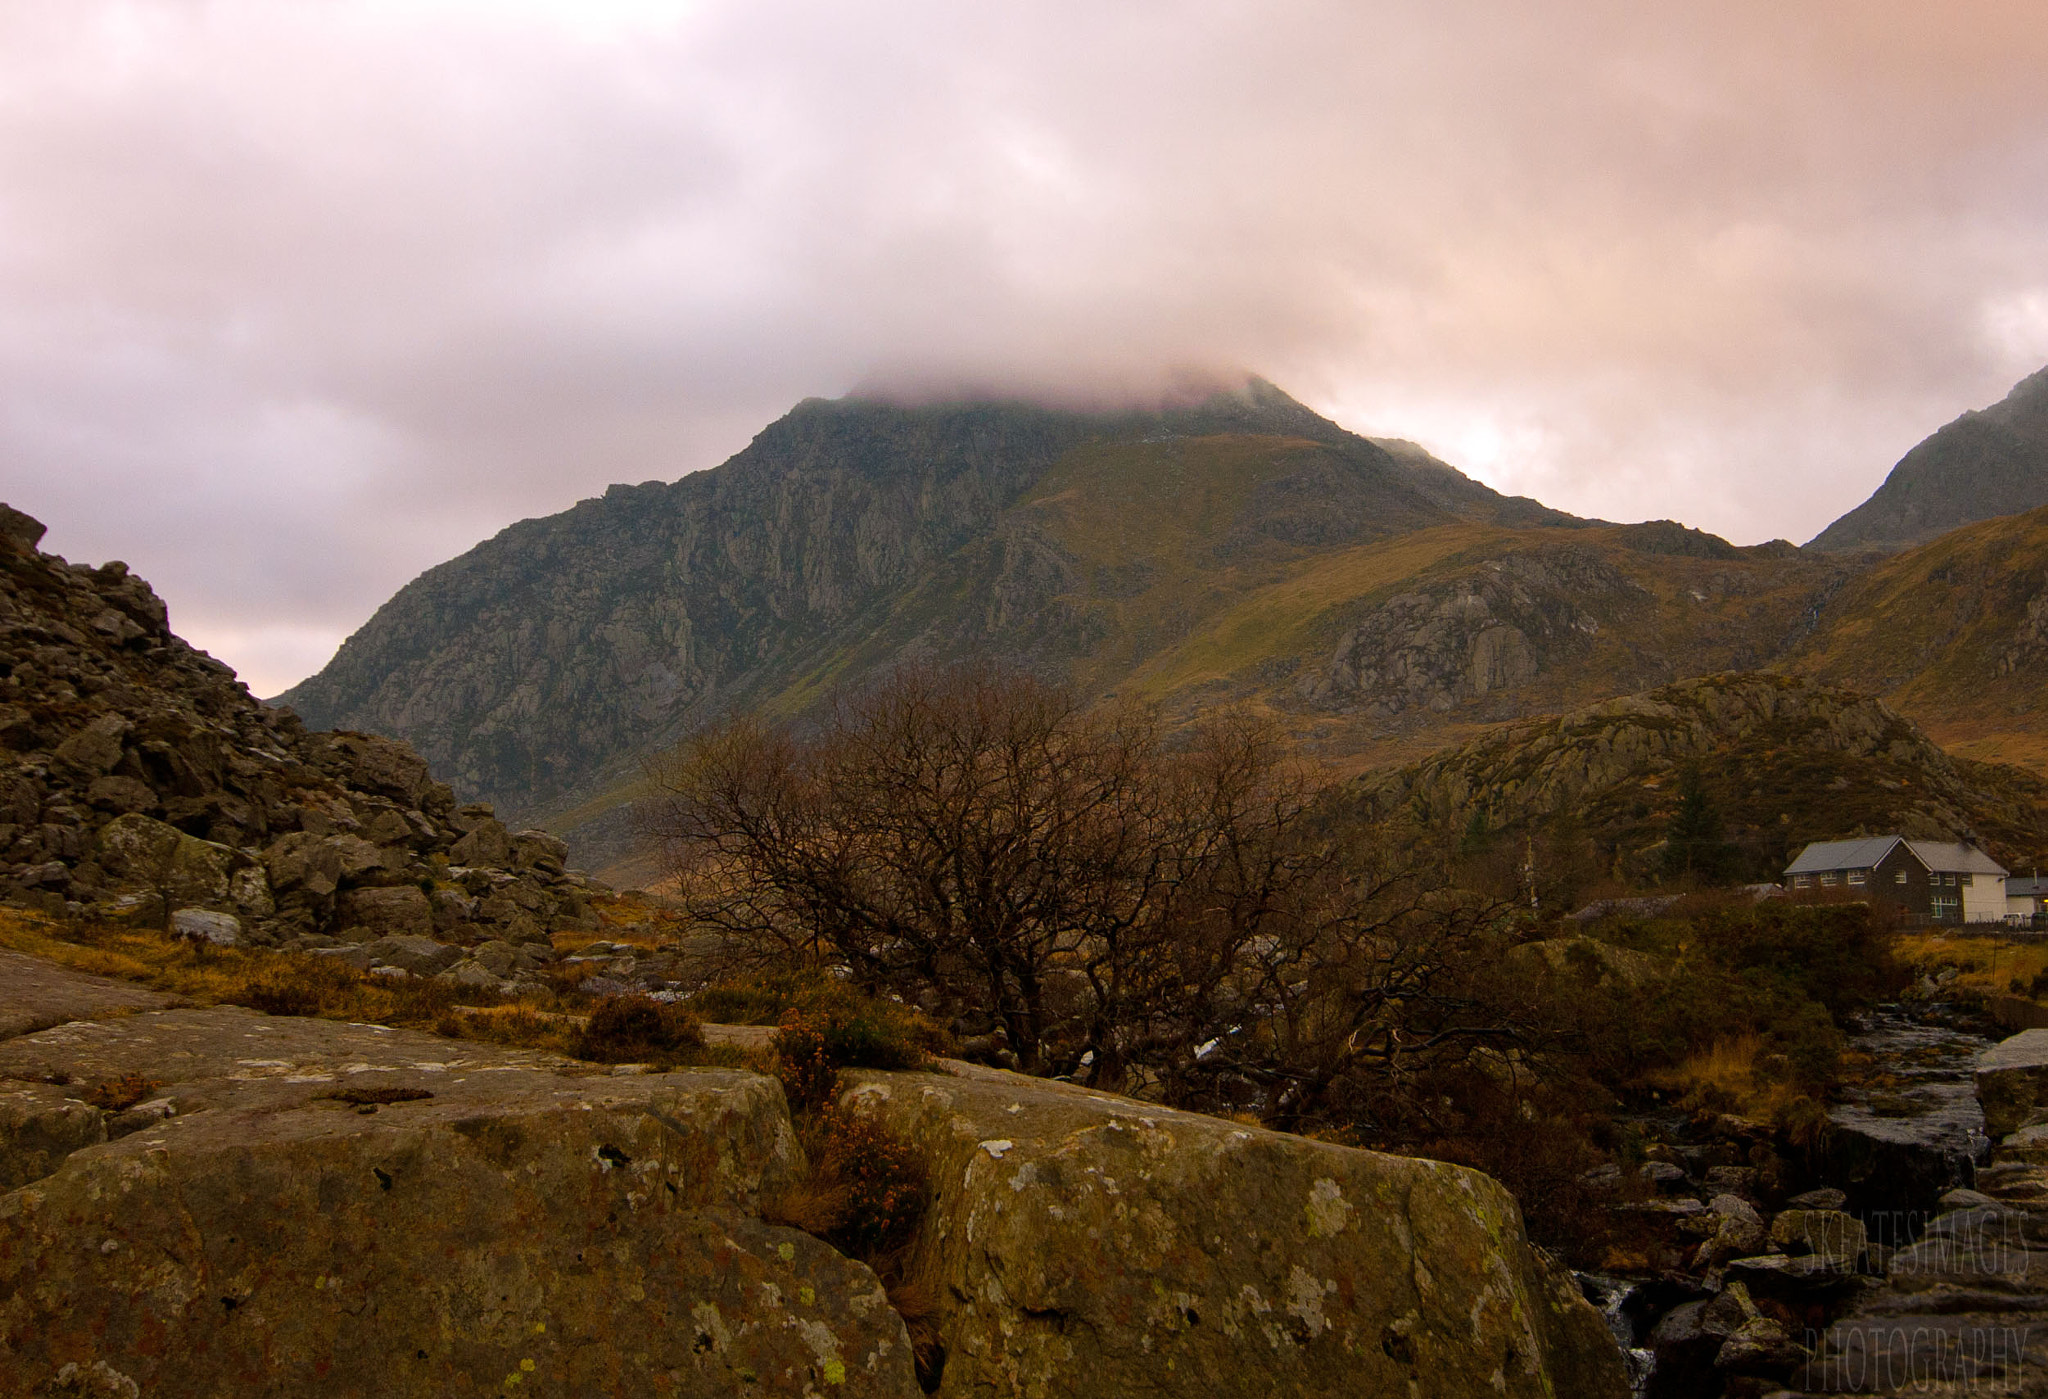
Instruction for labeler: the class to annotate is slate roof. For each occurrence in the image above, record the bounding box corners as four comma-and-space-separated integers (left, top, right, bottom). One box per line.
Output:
1784, 837, 1903, 875
1783, 836, 2008, 878
2006, 877, 2048, 899
1904, 841, 2008, 877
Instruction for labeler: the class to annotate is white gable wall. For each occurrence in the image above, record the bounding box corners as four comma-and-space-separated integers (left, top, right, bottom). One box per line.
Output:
1963, 874, 2008, 923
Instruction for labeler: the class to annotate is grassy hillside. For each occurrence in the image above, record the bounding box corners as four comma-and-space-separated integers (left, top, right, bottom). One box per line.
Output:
1336, 672, 2048, 889
1785, 503, 2048, 773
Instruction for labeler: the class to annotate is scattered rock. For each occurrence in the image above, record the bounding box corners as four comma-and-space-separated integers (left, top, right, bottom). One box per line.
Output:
1785, 1186, 1847, 1211
169, 908, 241, 946
435, 960, 502, 990
359, 934, 462, 976
1692, 1194, 1767, 1270
0, 509, 608, 943
1716, 1316, 1805, 1374
1769, 1208, 1867, 1264
1640, 1159, 1690, 1191
1722, 1252, 1864, 1303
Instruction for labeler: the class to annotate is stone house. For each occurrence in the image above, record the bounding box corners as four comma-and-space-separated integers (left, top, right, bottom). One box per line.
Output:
2009, 875, 2048, 926
1783, 836, 2008, 925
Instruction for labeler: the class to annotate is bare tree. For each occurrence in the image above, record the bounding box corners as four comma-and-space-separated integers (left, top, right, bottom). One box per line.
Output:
645, 663, 1538, 1121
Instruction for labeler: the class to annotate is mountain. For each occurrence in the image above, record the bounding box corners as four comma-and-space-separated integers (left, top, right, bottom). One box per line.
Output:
1338, 671, 2048, 883
279, 380, 1915, 876
1809, 364, 2048, 553
1785, 502, 2048, 773
279, 382, 1581, 811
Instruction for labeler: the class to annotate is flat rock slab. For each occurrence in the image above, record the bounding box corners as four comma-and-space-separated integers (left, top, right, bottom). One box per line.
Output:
1979, 1029, 2048, 1139
0, 947, 175, 1040
701, 1023, 776, 1052
844, 1060, 1628, 1399
0, 1006, 919, 1398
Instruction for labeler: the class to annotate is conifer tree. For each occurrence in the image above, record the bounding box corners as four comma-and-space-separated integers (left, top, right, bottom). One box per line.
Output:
1662, 765, 1734, 882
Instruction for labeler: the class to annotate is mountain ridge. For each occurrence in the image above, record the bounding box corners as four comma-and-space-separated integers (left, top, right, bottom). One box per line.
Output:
1809, 363, 2048, 552
277, 379, 1580, 824
276, 366, 2048, 881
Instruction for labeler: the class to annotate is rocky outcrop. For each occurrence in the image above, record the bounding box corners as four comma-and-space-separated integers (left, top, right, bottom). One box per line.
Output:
1339, 671, 2048, 876
0, 508, 602, 954
839, 1061, 1629, 1398
1302, 547, 1647, 716
0, 955, 916, 1398
0, 950, 1627, 1397
1810, 362, 2048, 553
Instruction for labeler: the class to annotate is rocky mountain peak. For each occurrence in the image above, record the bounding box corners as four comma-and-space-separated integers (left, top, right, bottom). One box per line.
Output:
276, 379, 1567, 830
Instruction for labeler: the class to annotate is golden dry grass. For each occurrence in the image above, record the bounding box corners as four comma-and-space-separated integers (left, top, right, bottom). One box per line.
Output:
1892, 930, 2048, 997
1646, 1032, 1813, 1123
0, 907, 748, 1067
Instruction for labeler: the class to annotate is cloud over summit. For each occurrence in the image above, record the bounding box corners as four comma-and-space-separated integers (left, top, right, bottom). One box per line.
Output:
3, 1, 2046, 693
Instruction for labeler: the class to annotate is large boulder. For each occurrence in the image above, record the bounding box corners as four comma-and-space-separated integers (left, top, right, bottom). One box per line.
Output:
1977, 1029, 2048, 1137
0, 1083, 106, 1193
361, 933, 463, 976
450, 817, 512, 868
0, 1007, 919, 1399
264, 832, 386, 899
337, 885, 436, 938
92, 812, 237, 908
841, 1062, 1628, 1399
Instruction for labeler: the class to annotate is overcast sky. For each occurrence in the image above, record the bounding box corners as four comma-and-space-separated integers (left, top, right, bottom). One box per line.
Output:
4, 1, 2047, 697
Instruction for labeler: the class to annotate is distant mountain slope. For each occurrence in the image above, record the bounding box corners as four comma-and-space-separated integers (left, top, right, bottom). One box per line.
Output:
279, 379, 1575, 825
1785, 502, 2048, 773
1337, 672, 2048, 882
1809, 364, 2048, 552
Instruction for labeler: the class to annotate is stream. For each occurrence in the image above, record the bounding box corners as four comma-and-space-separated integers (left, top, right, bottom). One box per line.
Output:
1821, 1000, 1997, 1222
1587, 997, 2003, 1398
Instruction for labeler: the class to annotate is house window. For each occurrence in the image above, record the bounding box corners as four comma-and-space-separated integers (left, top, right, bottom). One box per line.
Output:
1895, 870, 1908, 884
1932, 892, 1961, 921
1848, 869, 1867, 886
1960, 874, 1973, 887
1792, 874, 1811, 888
1821, 871, 1840, 886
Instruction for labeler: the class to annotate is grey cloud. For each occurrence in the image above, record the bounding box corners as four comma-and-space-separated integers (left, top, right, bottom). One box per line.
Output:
1, 0, 2046, 693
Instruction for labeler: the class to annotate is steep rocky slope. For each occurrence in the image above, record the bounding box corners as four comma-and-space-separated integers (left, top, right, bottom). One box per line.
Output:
1809, 362, 2048, 553
1338, 672, 2048, 881
1786, 503, 2048, 773
0, 504, 599, 949
279, 381, 1580, 828
277, 379, 1882, 880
